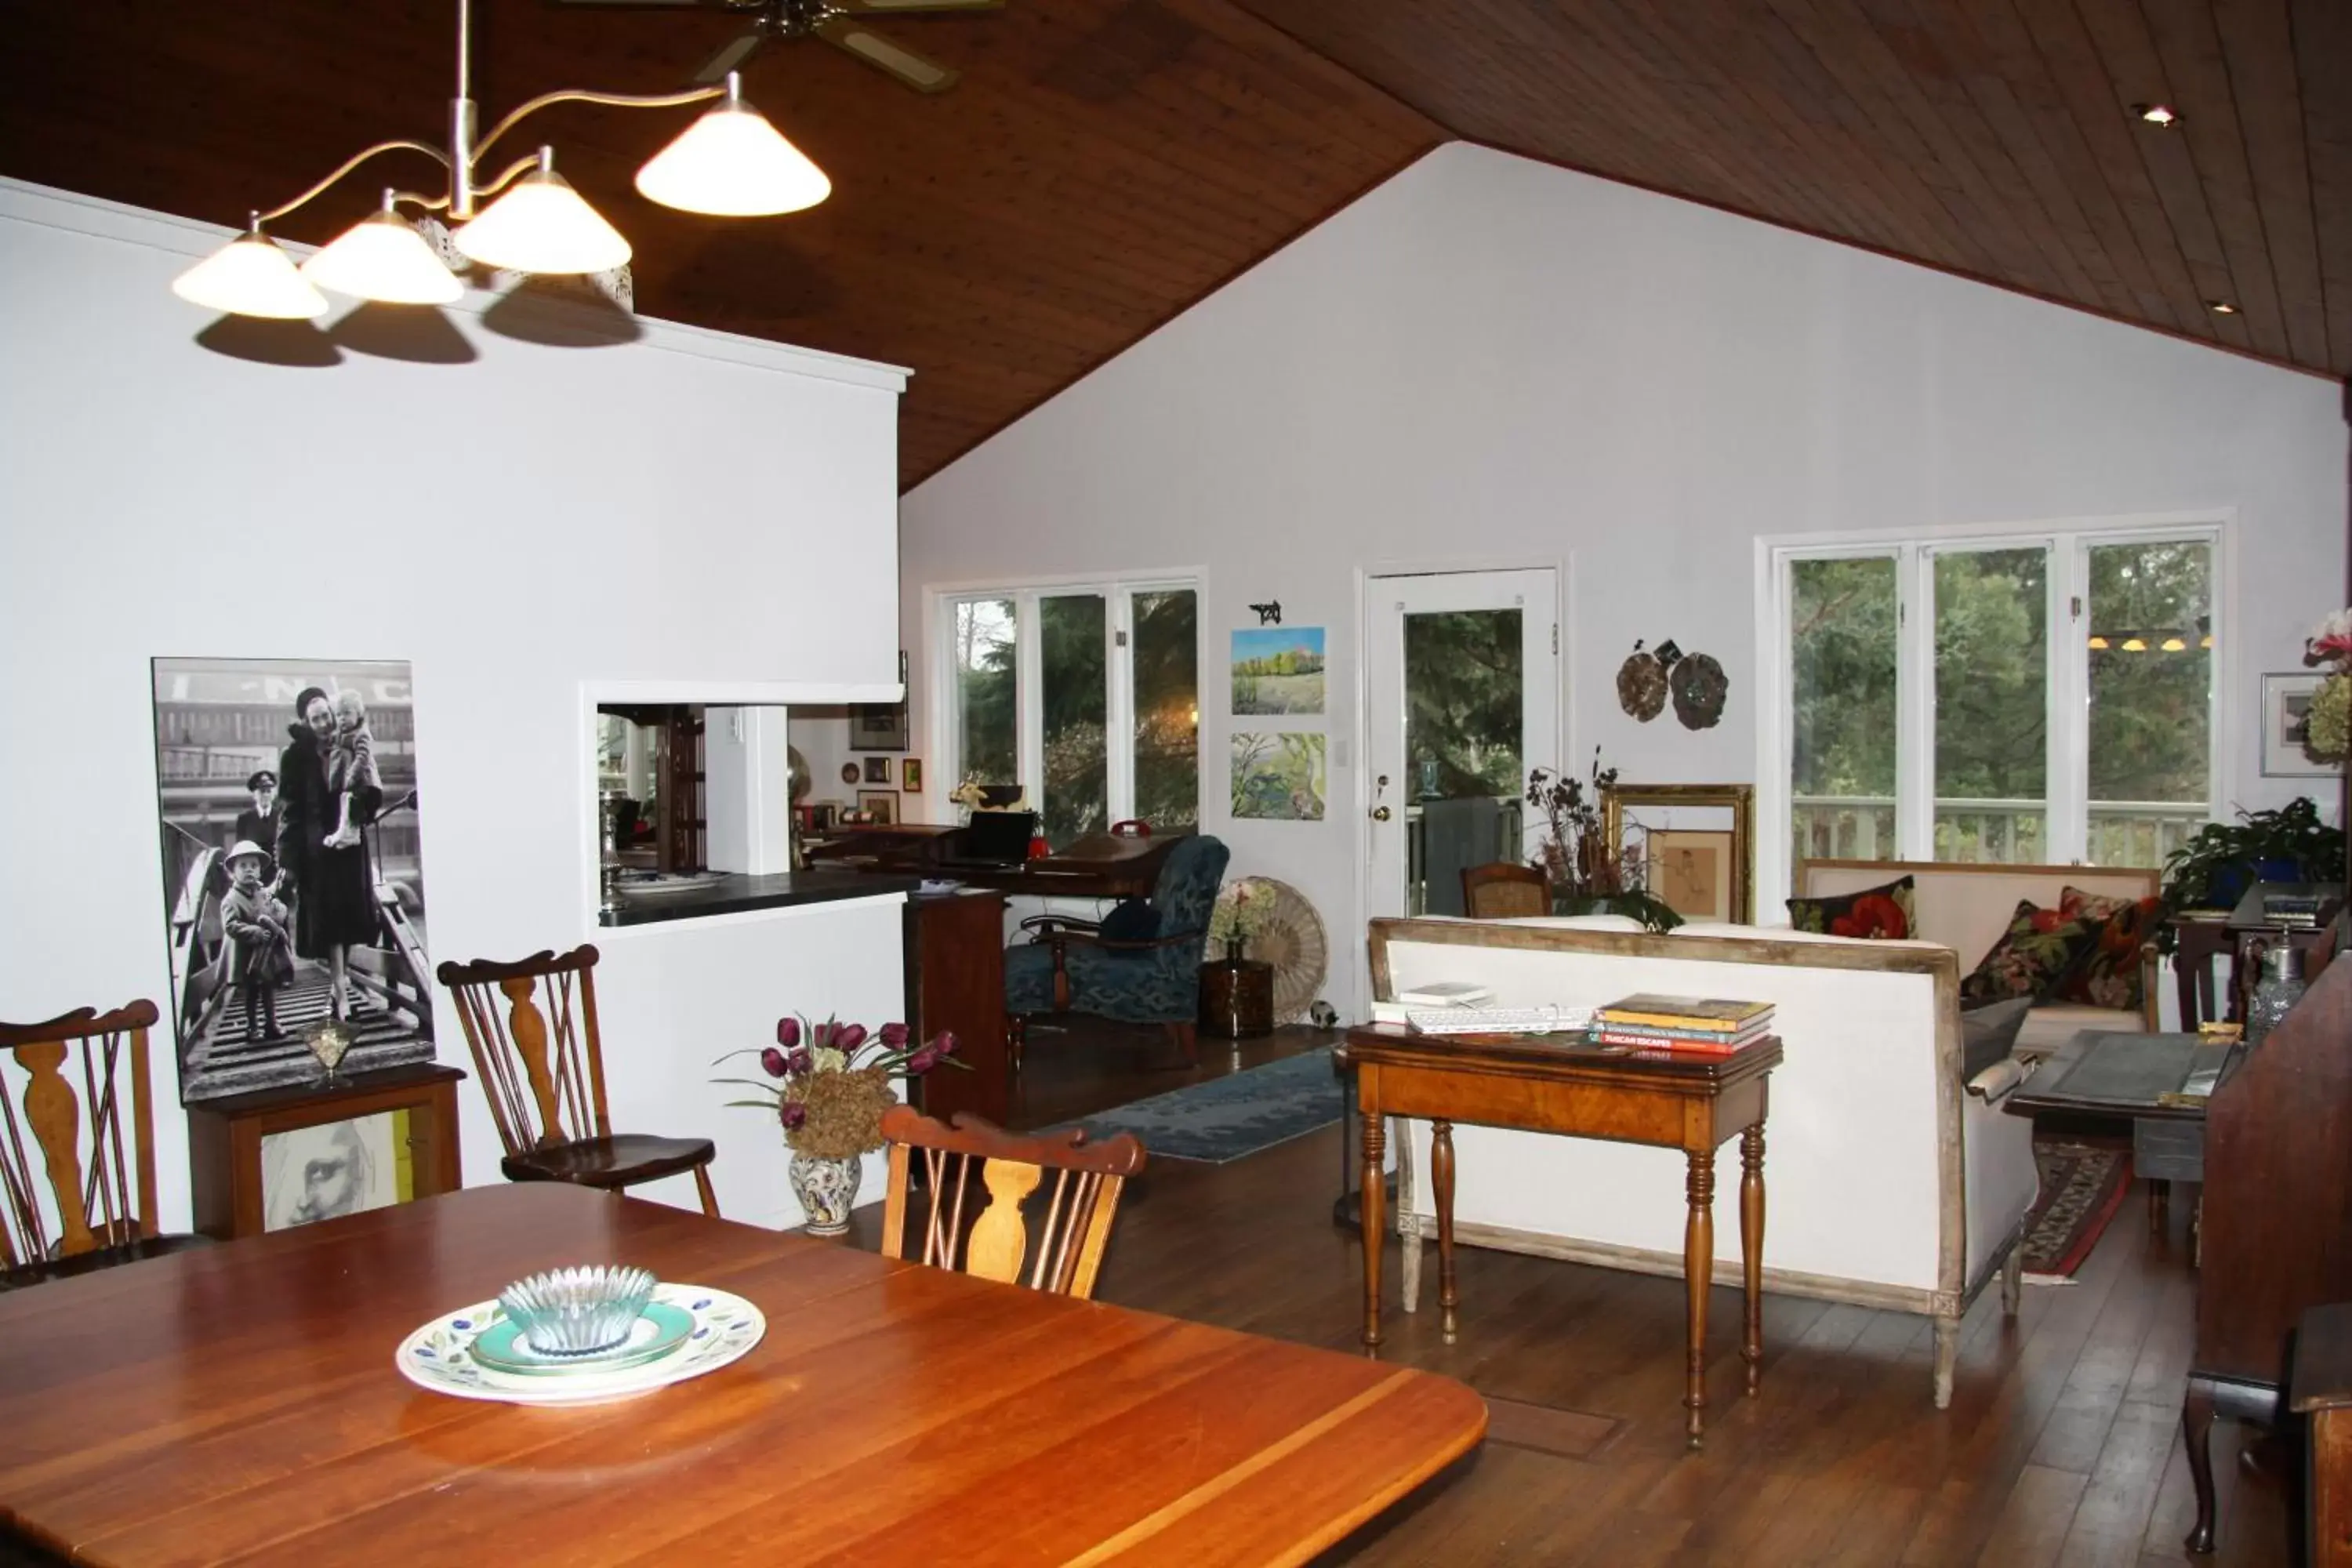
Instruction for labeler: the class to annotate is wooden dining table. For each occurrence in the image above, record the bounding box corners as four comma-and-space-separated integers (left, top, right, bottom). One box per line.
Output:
0, 1182, 1485, 1566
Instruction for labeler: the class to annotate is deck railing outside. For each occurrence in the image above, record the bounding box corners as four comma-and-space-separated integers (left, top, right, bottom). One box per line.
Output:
1792, 795, 2209, 871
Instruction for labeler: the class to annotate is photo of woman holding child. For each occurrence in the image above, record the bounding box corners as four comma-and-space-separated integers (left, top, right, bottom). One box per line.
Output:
278, 685, 383, 1022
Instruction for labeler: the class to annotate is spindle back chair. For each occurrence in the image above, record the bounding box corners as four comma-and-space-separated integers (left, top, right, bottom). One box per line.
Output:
437, 945, 719, 1215
879, 1104, 1145, 1300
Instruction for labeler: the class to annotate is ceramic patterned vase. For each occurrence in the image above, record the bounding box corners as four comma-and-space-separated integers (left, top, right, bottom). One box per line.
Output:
788, 1151, 862, 1237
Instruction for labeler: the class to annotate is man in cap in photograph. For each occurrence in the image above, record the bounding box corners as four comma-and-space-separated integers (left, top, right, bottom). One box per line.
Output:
234, 769, 280, 884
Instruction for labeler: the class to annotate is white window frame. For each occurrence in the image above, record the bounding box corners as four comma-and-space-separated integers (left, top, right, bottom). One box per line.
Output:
1755, 513, 2232, 920
929, 570, 1206, 833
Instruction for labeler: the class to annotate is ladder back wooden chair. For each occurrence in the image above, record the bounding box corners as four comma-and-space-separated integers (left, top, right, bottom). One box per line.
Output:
1462, 861, 1550, 919
437, 945, 719, 1217
878, 1103, 1145, 1300
1, 1000, 205, 1287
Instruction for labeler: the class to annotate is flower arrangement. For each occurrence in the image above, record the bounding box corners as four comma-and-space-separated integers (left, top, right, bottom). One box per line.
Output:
1207, 880, 1271, 958
1526, 747, 1623, 897
714, 1016, 960, 1161
2305, 608, 2352, 761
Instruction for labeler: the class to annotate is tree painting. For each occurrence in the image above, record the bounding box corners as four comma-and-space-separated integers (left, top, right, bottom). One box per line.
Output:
1232, 628, 1326, 715
1232, 731, 1326, 821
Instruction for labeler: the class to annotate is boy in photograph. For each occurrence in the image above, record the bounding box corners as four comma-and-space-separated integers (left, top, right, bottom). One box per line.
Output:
220, 840, 293, 1042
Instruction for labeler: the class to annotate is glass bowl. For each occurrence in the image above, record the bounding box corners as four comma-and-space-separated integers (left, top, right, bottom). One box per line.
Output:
496, 1265, 657, 1356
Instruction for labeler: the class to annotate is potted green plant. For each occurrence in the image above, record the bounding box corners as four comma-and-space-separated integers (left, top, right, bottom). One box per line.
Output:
2160, 797, 2347, 916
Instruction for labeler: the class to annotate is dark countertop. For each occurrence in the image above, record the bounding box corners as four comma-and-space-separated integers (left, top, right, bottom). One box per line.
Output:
597, 869, 920, 927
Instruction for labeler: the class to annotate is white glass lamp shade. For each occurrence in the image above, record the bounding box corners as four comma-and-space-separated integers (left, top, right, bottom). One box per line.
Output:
302, 210, 463, 304
453, 165, 632, 275
636, 100, 830, 216
170, 231, 328, 319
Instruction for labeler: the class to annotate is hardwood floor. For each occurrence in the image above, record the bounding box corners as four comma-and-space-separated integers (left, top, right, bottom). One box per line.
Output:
998, 1016, 1334, 1131
862, 1035, 2296, 1565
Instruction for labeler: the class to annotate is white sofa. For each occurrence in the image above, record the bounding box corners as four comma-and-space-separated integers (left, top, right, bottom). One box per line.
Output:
1370, 915, 2034, 1407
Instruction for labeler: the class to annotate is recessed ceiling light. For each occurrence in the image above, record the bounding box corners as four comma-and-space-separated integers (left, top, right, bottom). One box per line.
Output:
2209, 300, 2240, 315
2136, 103, 2181, 128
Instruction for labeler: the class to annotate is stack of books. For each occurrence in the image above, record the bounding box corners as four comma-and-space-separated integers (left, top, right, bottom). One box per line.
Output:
1592, 994, 1775, 1056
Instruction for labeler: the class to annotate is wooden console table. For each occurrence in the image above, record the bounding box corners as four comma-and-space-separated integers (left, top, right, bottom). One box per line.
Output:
1347, 1024, 1779, 1449
187, 1062, 465, 1240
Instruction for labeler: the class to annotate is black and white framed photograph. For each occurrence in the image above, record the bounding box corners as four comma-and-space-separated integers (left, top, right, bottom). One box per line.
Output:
151, 658, 436, 1102
260, 1112, 408, 1231
851, 699, 909, 751
862, 755, 892, 784
2263, 672, 2342, 777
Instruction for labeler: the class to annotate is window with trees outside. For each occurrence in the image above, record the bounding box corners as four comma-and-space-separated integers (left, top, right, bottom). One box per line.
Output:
941, 583, 1200, 848
1775, 524, 2219, 891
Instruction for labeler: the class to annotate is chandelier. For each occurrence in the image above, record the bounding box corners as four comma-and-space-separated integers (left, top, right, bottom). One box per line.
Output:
171, 0, 829, 319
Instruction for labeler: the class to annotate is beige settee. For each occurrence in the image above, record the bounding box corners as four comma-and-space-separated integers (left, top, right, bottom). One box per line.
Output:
1795, 860, 2161, 1055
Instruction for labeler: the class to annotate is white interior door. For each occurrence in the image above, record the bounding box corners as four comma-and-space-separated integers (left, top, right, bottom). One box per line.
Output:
1364, 568, 1560, 922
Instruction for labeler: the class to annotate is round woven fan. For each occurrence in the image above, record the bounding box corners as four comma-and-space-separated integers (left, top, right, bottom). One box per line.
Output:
1236, 876, 1329, 1025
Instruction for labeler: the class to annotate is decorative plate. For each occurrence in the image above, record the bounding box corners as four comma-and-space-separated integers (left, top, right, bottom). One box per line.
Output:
396, 1283, 764, 1406
1670, 652, 1729, 731
1616, 645, 1667, 722
468, 1301, 694, 1378
1234, 876, 1328, 1025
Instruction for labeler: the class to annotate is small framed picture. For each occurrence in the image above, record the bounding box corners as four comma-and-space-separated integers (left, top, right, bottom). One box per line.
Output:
857, 790, 899, 826
2263, 673, 2342, 777
1642, 829, 1737, 922
902, 758, 923, 793
862, 756, 892, 785
260, 1112, 408, 1232
851, 701, 909, 752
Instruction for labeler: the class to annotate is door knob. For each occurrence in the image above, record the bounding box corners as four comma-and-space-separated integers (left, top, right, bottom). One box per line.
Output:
1370, 805, 1392, 822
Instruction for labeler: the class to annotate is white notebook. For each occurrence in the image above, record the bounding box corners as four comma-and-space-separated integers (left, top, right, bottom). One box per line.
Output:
1392, 980, 1494, 1008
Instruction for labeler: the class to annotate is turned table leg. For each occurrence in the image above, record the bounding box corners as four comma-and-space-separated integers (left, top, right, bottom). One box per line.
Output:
2183, 1380, 2218, 1552
1432, 1119, 1458, 1342
1740, 1123, 1764, 1397
1685, 1146, 1715, 1449
1359, 1107, 1385, 1352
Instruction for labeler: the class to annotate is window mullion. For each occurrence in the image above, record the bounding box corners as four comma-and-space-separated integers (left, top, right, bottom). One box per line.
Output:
1017, 592, 1045, 812
1896, 545, 1936, 860
2050, 543, 2089, 864
1105, 590, 1137, 823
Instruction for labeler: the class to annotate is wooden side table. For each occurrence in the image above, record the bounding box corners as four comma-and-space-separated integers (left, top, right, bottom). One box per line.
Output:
187, 1063, 465, 1239
1348, 1024, 1779, 1449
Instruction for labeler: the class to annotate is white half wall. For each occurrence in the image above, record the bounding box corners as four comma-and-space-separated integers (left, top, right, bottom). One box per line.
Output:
0, 180, 909, 1230
900, 143, 2347, 1022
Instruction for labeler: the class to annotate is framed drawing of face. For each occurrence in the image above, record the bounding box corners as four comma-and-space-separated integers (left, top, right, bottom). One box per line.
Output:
260, 1112, 407, 1232
1602, 782, 1755, 924
1643, 829, 1737, 921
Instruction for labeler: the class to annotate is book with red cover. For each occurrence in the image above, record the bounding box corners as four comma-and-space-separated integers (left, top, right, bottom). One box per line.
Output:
1595, 993, 1773, 1033
1594, 1029, 1764, 1055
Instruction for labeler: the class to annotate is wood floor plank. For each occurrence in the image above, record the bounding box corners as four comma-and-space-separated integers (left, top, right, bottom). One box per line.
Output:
1972, 1463, 2092, 1566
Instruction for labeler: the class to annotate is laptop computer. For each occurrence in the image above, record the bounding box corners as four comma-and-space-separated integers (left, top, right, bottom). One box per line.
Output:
939, 810, 1036, 869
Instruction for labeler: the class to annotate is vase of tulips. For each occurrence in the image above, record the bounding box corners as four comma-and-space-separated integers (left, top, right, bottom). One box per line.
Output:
716, 1014, 960, 1237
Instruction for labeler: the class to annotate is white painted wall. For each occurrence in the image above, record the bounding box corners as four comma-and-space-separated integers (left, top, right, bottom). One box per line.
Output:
900, 143, 2347, 1022
0, 180, 911, 1231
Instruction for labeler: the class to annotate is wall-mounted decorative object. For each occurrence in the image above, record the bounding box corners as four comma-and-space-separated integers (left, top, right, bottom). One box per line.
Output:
1250, 601, 1283, 626
1231, 732, 1327, 821
840, 762, 860, 785
1616, 640, 1668, 721
862, 756, 892, 784
857, 789, 899, 825
2263, 672, 2344, 778
1232, 627, 1326, 716
1602, 782, 1755, 924
150, 658, 435, 1103
1670, 652, 1730, 730
902, 758, 923, 793
851, 698, 909, 751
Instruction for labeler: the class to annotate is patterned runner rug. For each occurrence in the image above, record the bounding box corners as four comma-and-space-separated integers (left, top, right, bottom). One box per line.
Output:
1048, 1047, 1342, 1164
2020, 1138, 2133, 1283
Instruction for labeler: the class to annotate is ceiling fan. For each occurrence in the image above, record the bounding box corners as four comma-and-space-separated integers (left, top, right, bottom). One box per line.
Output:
552, 0, 1002, 95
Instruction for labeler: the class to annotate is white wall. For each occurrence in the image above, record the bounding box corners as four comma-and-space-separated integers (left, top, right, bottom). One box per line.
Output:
0, 180, 911, 1230
900, 143, 2347, 1021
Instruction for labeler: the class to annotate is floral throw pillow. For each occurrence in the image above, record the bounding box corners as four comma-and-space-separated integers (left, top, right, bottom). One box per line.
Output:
1959, 898, 2100, 1006
2053, 886, 2161, 1011
1788, 876, 1916, 941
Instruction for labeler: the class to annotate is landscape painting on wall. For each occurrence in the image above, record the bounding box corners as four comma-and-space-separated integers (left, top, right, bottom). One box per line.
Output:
1232, 628, 1327, 715
151, 658, 436, 1103
1232, 731, 1327, 820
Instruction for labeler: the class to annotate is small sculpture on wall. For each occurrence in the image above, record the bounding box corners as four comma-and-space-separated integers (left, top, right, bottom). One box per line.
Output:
1616, 640, 1668, 722
1671, 651, 1730, 730
1249, 601, 1282, 626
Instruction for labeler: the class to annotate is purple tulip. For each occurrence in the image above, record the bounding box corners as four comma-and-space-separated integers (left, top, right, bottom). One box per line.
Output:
880, 1021, 910, 1048
786, 1047, 812, 1076
760, 1046, 788, 1078
837, 1022, 867, 1051
906, 1046, 939, 1076
934, 1030, 959, 1058
779, 1101, 808, 1131
775, 1016, 800, 1050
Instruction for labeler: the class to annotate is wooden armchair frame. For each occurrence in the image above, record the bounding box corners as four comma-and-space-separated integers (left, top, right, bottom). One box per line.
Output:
1461, 862, 1550, 920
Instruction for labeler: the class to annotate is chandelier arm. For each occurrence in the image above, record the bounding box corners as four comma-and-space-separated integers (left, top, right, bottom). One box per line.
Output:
257, 140, 454, 226
471, 85, 727, 169
474, 156, 548, 203
392, 190, 454, 213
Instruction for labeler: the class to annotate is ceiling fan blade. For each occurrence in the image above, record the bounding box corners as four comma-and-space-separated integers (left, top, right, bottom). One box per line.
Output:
815, 15, 959, 92
829, 0, 1002, 12
692, 29, 771, 84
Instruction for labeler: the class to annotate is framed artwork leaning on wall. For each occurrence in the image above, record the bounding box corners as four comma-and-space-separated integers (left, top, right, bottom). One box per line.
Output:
1602, 782, 1755, 924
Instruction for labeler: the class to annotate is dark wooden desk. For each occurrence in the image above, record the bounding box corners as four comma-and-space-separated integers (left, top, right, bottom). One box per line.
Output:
808, 825, 1182, 902
0, 1184, 1487, 1566
1347, 1024, 1779, 1449
903, 888, 1009, 1125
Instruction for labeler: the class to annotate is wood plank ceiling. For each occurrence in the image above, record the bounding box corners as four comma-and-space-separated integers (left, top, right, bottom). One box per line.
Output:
0, 3, 2344, 492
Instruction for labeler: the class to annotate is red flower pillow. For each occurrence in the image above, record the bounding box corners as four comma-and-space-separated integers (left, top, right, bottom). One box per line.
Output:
1788, 876, 1915, 941
1959, 898, 2100, 1006
2053, 886, 2161, 1011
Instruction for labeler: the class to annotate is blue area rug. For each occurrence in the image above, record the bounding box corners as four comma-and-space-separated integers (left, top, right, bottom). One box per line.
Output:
1054, 1047, 1344, 1164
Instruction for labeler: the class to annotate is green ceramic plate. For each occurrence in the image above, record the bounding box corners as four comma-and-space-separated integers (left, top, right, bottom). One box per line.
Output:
468, 1301, 694, 1378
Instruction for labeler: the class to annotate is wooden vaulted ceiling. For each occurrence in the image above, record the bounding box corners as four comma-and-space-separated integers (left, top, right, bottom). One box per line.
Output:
1, 3, 2345, 492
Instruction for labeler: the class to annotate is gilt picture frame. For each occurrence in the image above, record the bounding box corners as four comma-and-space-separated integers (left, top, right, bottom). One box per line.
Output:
1602, 782, 1755, 924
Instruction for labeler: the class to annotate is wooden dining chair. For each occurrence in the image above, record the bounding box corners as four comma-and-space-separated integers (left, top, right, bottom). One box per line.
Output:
437, 945, 720, 1216
1, 1000, 205, 1287
878, 1103, 1145, 1300
1462, 861, 1550, 919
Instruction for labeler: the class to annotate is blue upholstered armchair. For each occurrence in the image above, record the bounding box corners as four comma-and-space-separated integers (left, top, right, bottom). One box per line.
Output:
1004, 835, 1231, 1068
